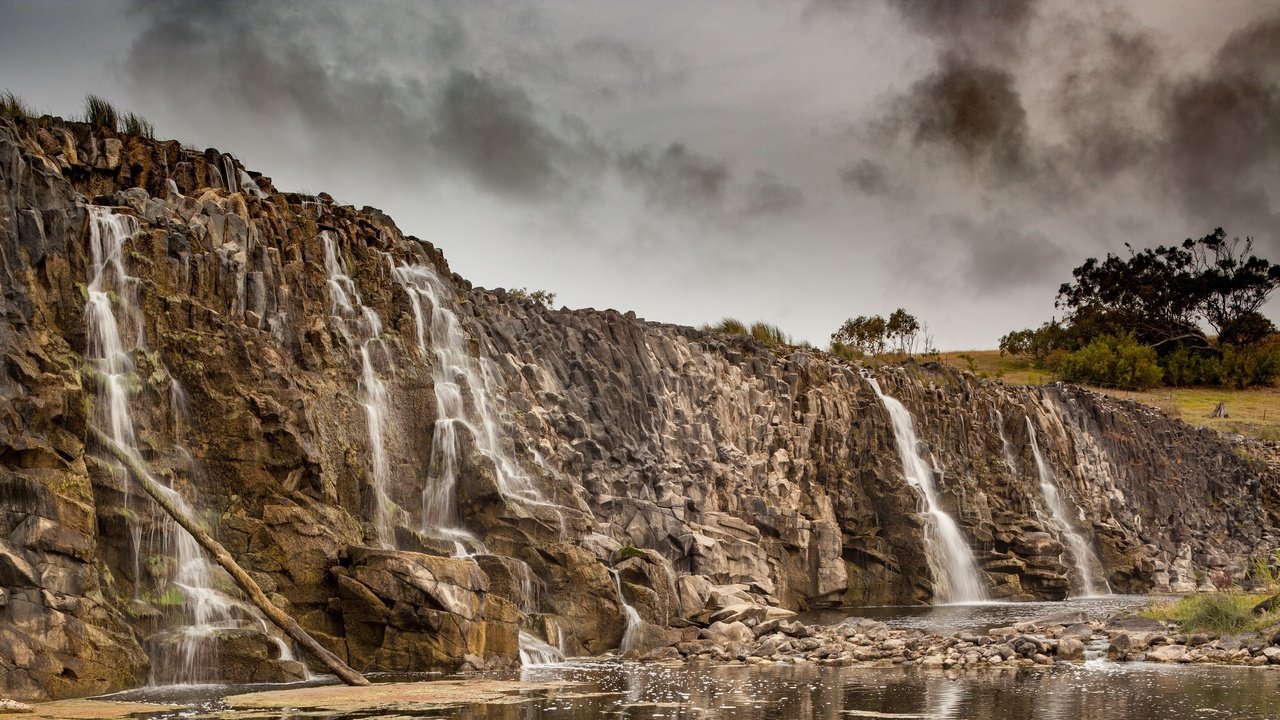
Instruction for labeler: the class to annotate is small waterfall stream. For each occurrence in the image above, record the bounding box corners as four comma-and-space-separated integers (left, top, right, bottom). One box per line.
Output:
321, 231, 396, 547
610, 569, 644, 653
866, 377, 988, 604
85, 207, 264, 684
391, 262, 543, 539
1026, 418, 1108, 597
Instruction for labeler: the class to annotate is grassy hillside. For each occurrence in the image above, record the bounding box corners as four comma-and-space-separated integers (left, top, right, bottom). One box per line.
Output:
938, 350, 1280, 441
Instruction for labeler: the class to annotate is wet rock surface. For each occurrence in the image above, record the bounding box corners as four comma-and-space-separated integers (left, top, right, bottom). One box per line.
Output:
1, 115, 1278, 699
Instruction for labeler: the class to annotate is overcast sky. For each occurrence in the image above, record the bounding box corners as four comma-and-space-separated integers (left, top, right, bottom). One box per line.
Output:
2, 0, 1277, 349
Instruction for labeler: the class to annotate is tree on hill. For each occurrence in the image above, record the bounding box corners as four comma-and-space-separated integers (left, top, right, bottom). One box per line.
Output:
831, 309, 924, 357
1002, 229, 1280, 388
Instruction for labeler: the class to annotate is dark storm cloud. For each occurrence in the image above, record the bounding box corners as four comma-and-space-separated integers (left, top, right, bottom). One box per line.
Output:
124, 1, 603, 202
1050, 24, 1161, 180
880, 53, 1030, 177
430, 70, 602, 201
618, 143, 729, 212
885, 0, 1044, 62
1158, 13, 1280, 248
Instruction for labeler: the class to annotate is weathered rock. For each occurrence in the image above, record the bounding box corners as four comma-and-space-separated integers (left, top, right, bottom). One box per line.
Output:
1056, 637, 1085, 662
0, 114, 1278, 700
701, 621, 755, 646
1146, 644, 1189, 663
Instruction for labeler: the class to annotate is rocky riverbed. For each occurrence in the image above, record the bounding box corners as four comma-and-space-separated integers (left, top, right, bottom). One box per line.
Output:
635, 606, 1280, 669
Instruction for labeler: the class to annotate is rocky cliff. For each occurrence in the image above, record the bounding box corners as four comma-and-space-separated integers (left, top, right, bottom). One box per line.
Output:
1, 115, 1277, 700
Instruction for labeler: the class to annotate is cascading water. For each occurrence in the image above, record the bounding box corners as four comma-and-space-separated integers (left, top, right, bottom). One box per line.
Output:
518, 631, 565, 666
84, 206, 258, 684
610, 569, 644, 654
1025, 418, 1107, 597
390, 262, 542, 539
866, 376, 988, 604
993, 408, 1020, 479
321, 232, 396, 547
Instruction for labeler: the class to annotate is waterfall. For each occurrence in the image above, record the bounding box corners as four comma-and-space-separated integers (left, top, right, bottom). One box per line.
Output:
609, 569, 644, 654
84, 207, 251, 685
321, 232, 396, 547
518, 631, 565, 666
1025, 418, 1107, 597
390, 262, 543, 538
993, 408, 1019, 479
866, 377, 988, 604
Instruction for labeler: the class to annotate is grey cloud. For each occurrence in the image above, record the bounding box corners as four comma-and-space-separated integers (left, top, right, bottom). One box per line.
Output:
618, 143, 729, 212
1050, 24, 1161, 180
839, 159, 892, 196
124, 1, 602, 203
947, 214, 1070, 293
430, 70, 602, 201
741, 172, 804, 216
1158, 13, 1280, 247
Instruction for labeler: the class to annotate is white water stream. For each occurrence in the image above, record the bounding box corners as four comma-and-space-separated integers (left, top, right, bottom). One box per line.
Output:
1025, 418, 1108, 597
866, 377, 988, 604
391, 262, 543, 539
321, 231, 396, 547
85, 207, 291, 684
610, 569, 644, 654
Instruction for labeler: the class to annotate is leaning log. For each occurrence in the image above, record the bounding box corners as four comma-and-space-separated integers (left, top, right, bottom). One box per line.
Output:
90, 428, 370, 687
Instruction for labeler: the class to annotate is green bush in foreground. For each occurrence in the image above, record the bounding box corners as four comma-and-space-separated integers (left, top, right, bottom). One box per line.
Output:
1145, 593, 1272, 635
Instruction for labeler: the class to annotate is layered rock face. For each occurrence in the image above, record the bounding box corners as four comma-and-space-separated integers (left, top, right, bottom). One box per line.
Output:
1, 116, 1277, 699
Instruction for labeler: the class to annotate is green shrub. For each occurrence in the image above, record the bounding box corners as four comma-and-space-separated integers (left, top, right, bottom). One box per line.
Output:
1059, 334, 1162, 389
508, 287, 556, 308
1160, 340, 1280, 388
83, 94, 119, 130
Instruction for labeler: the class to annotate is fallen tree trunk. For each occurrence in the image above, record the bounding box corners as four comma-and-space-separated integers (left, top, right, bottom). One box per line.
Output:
91, 428, 370, 687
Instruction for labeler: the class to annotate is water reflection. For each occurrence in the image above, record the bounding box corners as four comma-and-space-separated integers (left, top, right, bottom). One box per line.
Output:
477, 661, 1279, 720
120, 654, 1280, 720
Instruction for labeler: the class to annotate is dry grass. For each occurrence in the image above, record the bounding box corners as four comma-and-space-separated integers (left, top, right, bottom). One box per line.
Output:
937, 349, 1052, 385
938, 350, 1280, 441
1101, 385, 1280, 441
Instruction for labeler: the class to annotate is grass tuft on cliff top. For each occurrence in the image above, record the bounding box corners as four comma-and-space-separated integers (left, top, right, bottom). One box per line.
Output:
83, 94, 119, 131
1, 90, 34, 119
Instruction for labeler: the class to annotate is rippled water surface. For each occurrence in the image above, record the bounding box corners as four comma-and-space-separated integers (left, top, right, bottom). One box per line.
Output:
112, 660, 1280, 720
107, 597, 1279, 719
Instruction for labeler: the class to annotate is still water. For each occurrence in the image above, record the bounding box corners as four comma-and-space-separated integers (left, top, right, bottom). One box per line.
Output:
116, 660, 1280, 720
109, 598, 1277, 719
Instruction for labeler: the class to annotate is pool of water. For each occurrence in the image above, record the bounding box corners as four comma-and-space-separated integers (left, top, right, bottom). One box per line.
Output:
796, 594, 1156, 634
110, 660, 1280, 720
101, 596, 1280, 720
